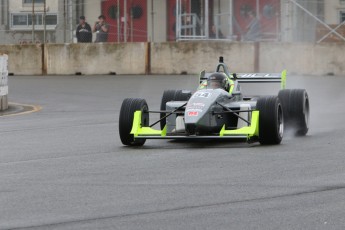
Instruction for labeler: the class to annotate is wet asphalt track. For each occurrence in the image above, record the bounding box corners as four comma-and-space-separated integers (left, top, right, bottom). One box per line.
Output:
1, 74, 345, 229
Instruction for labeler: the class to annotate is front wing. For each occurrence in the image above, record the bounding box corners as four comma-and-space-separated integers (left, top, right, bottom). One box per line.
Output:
130, 111, 260, 141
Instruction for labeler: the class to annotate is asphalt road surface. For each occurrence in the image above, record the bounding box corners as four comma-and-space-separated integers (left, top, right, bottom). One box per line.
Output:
1, 74, 345, 230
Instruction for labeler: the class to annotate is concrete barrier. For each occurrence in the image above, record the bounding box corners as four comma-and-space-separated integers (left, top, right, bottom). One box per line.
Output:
259, 42, 345, 75
44, 43, 147, 75
0, 42, 345, 76
0, 45, 42, 75
150, 42, 255, 74
0, 54, 8, 111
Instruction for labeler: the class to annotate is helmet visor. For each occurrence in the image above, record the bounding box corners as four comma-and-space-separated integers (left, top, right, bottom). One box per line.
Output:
207, 80, 223, 89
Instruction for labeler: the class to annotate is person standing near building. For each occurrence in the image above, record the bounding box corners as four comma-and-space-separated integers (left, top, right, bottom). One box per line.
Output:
76, 16, 92, 43
93, 15, 109, 43
244, 10, 261, 41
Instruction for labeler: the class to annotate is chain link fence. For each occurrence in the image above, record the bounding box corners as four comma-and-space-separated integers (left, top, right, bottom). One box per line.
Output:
0, 0, 344, 45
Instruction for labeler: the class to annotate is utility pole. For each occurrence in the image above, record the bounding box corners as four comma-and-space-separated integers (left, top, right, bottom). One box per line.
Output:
43, 0, 46, 44
32, 0, 35, 43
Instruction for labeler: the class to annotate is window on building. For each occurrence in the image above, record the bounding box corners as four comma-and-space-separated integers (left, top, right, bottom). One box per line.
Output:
340, 0, 345, 5
13, 15, 28, 26
45, 15, 58, 25
340, 11, 345, 23
23, 0, 44, 4
28, 14, 43, 25
11, 13, 58, 30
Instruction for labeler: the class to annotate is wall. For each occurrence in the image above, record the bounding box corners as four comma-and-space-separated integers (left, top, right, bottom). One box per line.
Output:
325, 0, 344, 24
259, 42, 345, 75
150, 41, 255, 74
9, 0, 58, 12
0, 44, 42, 75
84, 0, 102, 26
9, 0, 60, 43
44, 43, 147, 75
0, 42, 345, 76
213, 0, 231, 39
148, 0, 167, 42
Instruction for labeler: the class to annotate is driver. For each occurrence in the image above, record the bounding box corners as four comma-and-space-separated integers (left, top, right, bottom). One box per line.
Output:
206, 73, 230, 92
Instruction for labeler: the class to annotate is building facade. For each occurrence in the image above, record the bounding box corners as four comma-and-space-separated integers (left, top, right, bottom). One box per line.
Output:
1, 0, 61, 44
325, 0, 345, 24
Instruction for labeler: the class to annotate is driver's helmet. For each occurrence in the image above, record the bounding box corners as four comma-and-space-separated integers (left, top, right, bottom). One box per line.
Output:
207, 73, 230, 91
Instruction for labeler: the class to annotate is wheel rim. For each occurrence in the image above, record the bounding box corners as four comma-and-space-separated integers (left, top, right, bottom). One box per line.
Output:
277, 104, 284, 138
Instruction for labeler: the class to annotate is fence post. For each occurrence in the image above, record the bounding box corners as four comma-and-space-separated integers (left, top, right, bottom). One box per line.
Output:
145, 42, 151, 75
42, 44, 47, 75
254, 42, 260, 72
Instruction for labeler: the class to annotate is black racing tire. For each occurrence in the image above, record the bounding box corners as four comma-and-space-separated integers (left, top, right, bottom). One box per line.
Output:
119, 98, 149, 146
160, 90, 191, 130
257, 96, 284, 145
278, 89, 309, 136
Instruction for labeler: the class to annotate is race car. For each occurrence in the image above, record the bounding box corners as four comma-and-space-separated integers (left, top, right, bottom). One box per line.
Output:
119, 57, 309, 146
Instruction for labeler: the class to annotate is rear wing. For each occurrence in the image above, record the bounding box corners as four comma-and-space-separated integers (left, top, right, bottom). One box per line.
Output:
199, 70, 287, 90
236, 70, 287, 89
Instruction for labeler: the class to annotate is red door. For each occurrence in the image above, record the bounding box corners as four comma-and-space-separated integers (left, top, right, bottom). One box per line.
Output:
167, 0, 177, 41
233, 0, 280, 40
101, 0, 147, 42
167, 0, 191, 41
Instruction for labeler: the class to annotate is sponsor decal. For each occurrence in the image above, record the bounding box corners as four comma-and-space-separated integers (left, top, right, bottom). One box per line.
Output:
186, 102, 205, 111
192, 92, 212, 98
188, 111, 199, 117
186, 109, 203, 112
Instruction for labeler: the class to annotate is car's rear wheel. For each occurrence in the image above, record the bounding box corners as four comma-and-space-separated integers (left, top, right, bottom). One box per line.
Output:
257, 96, 284, 145
119, 98, 149, 146
278, 89, 309, 136
160, 90, 191, 130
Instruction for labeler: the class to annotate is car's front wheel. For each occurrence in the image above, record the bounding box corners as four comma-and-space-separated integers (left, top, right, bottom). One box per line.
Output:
257, 96, 284, 145
119, 98, 149, 146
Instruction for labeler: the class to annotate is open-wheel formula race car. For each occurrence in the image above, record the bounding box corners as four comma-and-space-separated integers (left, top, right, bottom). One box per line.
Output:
119, 57, 310, 146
